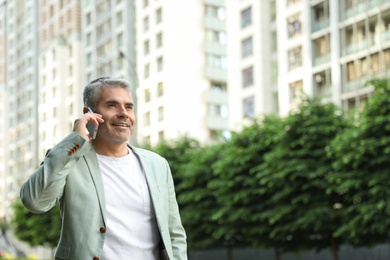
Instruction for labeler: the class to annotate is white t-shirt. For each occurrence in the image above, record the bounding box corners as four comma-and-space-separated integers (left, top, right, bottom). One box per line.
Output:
97, 149, 160, 260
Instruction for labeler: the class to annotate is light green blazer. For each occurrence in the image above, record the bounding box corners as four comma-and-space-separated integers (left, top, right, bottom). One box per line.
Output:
20, 132, 187, 260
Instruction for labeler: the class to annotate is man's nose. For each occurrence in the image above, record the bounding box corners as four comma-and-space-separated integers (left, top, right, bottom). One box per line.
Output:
117, 106, 129, 117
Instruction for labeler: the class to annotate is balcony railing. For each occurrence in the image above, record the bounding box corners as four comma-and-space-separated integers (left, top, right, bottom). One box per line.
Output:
343, 69, 390, 93
344, 38, 371, 56
382, 29, 390, 43
312, 18, 330, 33
313, 53, 330, 66
343, 0, 380, 20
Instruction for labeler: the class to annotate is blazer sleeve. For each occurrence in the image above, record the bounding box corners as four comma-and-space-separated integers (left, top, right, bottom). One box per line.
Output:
20, 132, 89, 213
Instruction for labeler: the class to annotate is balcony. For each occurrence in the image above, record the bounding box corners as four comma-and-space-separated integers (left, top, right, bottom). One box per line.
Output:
204, 16, 225, 31
345, 38, 371, 56
343, 70, 390, 93
312, 18, 330, 33
313, 53, 330, 66
316, 85, 332, 98
382, 29, 390, 43
343, 0, 379, 20
205, 89, 228, 130
204, 66, 227, 82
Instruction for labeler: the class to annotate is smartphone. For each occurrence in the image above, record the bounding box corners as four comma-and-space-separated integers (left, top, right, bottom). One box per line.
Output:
86, 107, 98, 139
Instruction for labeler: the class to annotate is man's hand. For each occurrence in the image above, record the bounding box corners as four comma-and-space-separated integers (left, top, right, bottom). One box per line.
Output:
73, 113, 104, 141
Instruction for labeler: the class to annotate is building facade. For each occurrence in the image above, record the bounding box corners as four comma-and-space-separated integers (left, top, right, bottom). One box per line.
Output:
2, 0, 40, 220
38, 0, 84, 157
277, 0, 390, 116
0, 0, 6, 222
81, 0, 137, 141
135, 0, 229, 145
226, 0, 279, 131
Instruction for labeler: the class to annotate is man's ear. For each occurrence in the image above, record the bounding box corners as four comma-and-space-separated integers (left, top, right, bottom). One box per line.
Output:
83, 106, 89, 114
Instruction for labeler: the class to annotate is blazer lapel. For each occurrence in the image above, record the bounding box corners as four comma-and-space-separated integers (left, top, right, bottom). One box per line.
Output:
83, 148, 106, 225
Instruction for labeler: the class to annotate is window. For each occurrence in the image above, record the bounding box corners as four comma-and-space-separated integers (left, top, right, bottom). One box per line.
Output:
69, 84, 74, 96
314, 35, 329, 56
242, 66, 254, 87
210, 82, 226, 91
384, 48, 390, 69
288, 46, 302, 70
207, 54, 227, 69
243, 96, 255, 118
144, 111, 150, 126
117, 11, 123, 25
209, 104, 228, 118
205, 5, 226, 20
157, 82, 164, 96
158, 131, 164, 141
144, 135, 151, 145
313, 2, 327, 22
157, 57, 163, 71
144, 89, 151, 102
289, 80, 303, 100
156, 8, 162, 24
314, 70, 331, 96
86, 32, 92, 45
241, 36, 253, 58
143, 16, 149, 32
288, 13, 302, 38
206, 30, 227, 45
356, 57, 367, 79
144, 63, 150, 79
345, 0, 353, 9
117, 33, 123, 48
158, 106, 164, 121
241, 6, 252, 28
287, 0, 301, 6
144, 40, 150, 55
156, 32, 163, 48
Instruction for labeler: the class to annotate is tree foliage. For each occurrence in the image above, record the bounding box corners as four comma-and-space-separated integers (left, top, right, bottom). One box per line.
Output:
326, 78, 390, 246
261, 98, 349, 258
209, 116, 284, 249
11, 200, 61, 248
178, 144, 224, 249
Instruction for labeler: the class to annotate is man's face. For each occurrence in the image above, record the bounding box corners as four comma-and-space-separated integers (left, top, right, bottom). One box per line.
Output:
94, 86, 135, 144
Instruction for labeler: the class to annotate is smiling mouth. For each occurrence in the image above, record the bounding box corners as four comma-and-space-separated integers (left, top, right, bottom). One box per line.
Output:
112, 123, 130, 128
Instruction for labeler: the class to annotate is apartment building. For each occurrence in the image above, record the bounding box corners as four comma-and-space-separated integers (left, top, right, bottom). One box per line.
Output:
279, 0, 390, 116
226, 0, 279, 131
1, 0, 40, 220
136, 0, 229, 145
81, 0, 137, 141
0, 0, 6, 221
226, 0, 390, 127
38, 0, 83, 156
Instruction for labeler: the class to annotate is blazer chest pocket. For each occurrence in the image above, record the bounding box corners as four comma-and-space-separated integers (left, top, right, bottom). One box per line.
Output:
157, 184, 169, 208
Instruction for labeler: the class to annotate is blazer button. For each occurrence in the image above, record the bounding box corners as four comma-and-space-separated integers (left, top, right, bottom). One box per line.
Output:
93, 257, 99, 260
99, 227, 106, 233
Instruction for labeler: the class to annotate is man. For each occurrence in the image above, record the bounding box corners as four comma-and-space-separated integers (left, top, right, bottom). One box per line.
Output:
20, 77, 187, 260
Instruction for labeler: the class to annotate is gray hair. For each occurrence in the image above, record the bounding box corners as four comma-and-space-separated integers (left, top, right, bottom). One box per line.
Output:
83, 76, 133, 110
